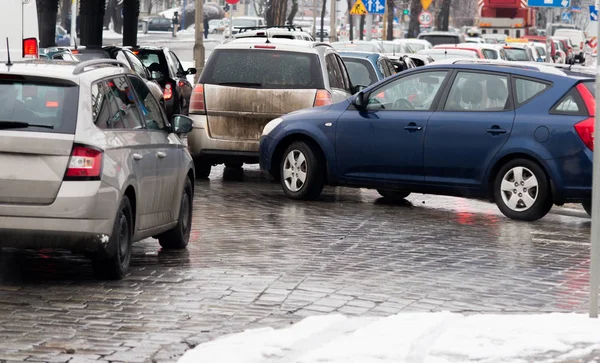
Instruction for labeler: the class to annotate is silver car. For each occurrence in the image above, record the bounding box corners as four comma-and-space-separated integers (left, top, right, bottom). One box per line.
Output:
0, 59, 196, 279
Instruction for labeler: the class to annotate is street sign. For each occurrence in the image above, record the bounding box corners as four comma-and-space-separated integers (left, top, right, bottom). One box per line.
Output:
591, 5, 599, 21
421, 0, 433, 10
572, 6, 582, 12
418, 11, 433, 26
350, 0, 368, 15
527, 0, 570, 8
365, 0, 385, 14
562, 11, 571, 21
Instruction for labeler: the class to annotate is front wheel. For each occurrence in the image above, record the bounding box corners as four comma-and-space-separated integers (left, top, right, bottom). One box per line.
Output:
92, 196, 133, 280
493, 159, 552, 221
280, 141, 324, 200
158, 178, 193, 249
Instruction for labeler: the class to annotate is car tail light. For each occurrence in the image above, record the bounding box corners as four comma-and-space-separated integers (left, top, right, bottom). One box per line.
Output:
189, 83, 206, 114
314, 90, 333, 107
23, 38, 38, 58
575, 83, 595, 151
64, 145, 103, 180
164, 83, 173, 100
580, 41, 584, 49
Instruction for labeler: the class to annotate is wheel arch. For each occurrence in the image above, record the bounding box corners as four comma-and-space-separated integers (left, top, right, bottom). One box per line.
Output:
123, 185, 137, 232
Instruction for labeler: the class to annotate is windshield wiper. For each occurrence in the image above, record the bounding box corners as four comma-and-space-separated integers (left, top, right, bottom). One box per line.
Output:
0, 121, 54, 130
218, 82, 262, 87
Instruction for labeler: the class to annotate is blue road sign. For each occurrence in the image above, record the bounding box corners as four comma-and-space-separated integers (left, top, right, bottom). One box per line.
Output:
562, 12, 571, 21
527, 0, 570, 8
365, 0, 385, 14
591, 5, 599, 21
572, 6, 581, 12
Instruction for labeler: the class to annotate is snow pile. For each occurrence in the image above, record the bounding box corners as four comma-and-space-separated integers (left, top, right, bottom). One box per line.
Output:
178, 312, 600, 363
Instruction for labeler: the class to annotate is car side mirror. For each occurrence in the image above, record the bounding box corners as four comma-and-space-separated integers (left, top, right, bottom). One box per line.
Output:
151, 71, 163, 80
352, 85, 368, 95
187, 68, 197, 75
352, 91, 367, 109
172, 114, 193, 134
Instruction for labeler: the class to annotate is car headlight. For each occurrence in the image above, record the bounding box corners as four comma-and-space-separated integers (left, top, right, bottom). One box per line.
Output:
262, 117, 283, 136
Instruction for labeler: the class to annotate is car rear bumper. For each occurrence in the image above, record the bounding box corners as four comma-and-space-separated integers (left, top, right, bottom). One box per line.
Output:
188, 114, 261, 162
0, 181, 119, 250
549, 148, 592, 204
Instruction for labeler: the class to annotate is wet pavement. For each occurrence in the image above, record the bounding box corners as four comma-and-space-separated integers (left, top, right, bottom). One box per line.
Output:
0, 165, 593, 362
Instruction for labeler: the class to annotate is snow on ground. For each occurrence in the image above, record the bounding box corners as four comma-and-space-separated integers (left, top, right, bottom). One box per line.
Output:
102, 30, 147, 40
178, 312, 600, 363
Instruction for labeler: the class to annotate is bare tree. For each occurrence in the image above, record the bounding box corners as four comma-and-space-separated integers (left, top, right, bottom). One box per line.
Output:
287, 0, 299, 24
320, 0, 327, 41
254, 0, 268, 17
386, 0, 393, 40
407, 0, 422, 37
436, 0, 451, 30
266, 0, 288, 25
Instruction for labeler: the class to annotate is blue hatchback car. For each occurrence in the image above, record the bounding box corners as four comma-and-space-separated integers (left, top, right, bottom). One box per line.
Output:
259, 63, 594, 221
338, 51, 396, 88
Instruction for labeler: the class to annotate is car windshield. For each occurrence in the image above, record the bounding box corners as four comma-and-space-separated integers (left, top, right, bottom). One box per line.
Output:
232, 19, 258, 27
535, 46, 546, 56
200, 49, 324, 89
419, 35, 460, 46
332, 43, 380, 52
0, 79, 78, 134
504, 48, 529, 61
342, 58, 379, 87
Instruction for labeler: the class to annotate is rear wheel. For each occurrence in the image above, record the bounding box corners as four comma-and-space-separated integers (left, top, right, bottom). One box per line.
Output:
377, 189, 411, 201
158, 178, 193, 249
493, 159, 552, 221
194, 159, 211, 179
583, 201, 592, 217
92, 197, 133, 280
280, 142, 324, 200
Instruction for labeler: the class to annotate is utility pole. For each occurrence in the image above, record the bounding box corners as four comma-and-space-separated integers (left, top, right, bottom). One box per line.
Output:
312, 0, 318, 38
70, 0, 77, 46
181, 0, 187, 29
193, 0, 205, 81
330, 0, 337, 41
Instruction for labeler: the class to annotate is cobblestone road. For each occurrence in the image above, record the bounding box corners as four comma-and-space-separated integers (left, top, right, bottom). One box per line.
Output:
0, 165, 593, 362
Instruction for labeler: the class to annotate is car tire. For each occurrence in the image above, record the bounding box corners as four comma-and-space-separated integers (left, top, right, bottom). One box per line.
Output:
493, 158, 553, 221
92, 196, 133, 280
377, 189, 410, 201
158, 178, 193, 249
194, 159, 211, 179
280, 141, 324, 200
583, 201, 592, 217
225, 162, 243, 169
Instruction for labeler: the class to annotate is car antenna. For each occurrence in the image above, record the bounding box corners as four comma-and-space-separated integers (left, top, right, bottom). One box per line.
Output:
5, 37, 12, 66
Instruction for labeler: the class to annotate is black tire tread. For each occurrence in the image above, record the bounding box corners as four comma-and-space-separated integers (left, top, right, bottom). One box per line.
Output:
158, 178, 193, 249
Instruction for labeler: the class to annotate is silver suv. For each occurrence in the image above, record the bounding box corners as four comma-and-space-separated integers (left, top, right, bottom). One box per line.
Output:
0, 59, 196, 279
188, 38, 355, 177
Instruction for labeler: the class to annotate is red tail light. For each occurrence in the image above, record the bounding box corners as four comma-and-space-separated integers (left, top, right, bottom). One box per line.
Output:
23, 38, 38, 58
189, 84, 206, 114
64, 145, 103, 180
314, 89, 333, 107
163, 83, 173, 100
575, 83, 595, 151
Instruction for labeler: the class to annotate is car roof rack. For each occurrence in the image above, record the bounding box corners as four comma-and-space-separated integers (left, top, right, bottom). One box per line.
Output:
73, 59, 129, 75
237, 25, 306, 33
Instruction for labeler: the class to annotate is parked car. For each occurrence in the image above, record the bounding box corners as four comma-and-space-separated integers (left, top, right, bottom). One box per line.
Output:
187, 38, 355, 177
75, 46, 165, 109
482, 34, 507, 44
387, 54, 419, 72
331, 41, 386, 53
554, 30, 586, 62
39, 47, 79, 61
208, 19, 222, 34
139, 16, 173, 32
417, 31, 466, 46
503, 43, 542, 62
260, 63, 593, 221
552, 37, 575, 64
131, 46, 195, 119
234, 26, 314, 41
339, 52, 396, 88
432, 45, 486, 59
223, 16, 266, 38
0, 59, 196, 278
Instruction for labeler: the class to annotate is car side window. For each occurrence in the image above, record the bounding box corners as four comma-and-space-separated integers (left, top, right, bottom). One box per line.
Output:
551, 88, 585, 115
104, 76, 145, 129
334, 55, 351, 92
514, 78, 548, 105
325, 54, 342, 90
126, 51, 149, 79
165, 51, 179, 77
366, 71, 448, 111
91, 81, 122, 129
377, 60, 388, 77
169, 51, 185, 76
128, 76, 167, 130
444, 72, 509, 112
482, 49, 498, 59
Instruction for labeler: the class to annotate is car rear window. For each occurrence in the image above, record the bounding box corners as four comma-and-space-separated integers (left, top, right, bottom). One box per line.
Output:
200, 49, 324, 89
504, 48, 529, 61
419, 35, 459, 46
342, 58, 378, 86
136, 50, 169, 76
0, 77, 78, 134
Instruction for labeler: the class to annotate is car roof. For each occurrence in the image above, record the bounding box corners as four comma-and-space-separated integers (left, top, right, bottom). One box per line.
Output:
420, 31, 460, 36
217, 38, 326, 52
427, 59, 569, 76
338, 51, 385, 60
0, 60, 130, 83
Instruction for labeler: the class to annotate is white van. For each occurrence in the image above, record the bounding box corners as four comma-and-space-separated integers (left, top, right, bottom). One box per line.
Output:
0, 0, 39, 62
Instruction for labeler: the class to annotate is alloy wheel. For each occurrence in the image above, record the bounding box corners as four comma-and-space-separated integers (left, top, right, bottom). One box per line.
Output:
283, 149, 307, 192
500, 166, 539, 212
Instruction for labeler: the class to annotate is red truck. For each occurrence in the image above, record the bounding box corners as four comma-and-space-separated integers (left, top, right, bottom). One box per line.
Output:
477, 0, 537, 38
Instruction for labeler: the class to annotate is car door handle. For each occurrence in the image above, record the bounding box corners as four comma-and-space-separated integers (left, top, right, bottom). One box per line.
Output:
487, 126, 507, 135
404, 123, 423, 132
132, 153, 143, 161
156, 151, 167, 159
